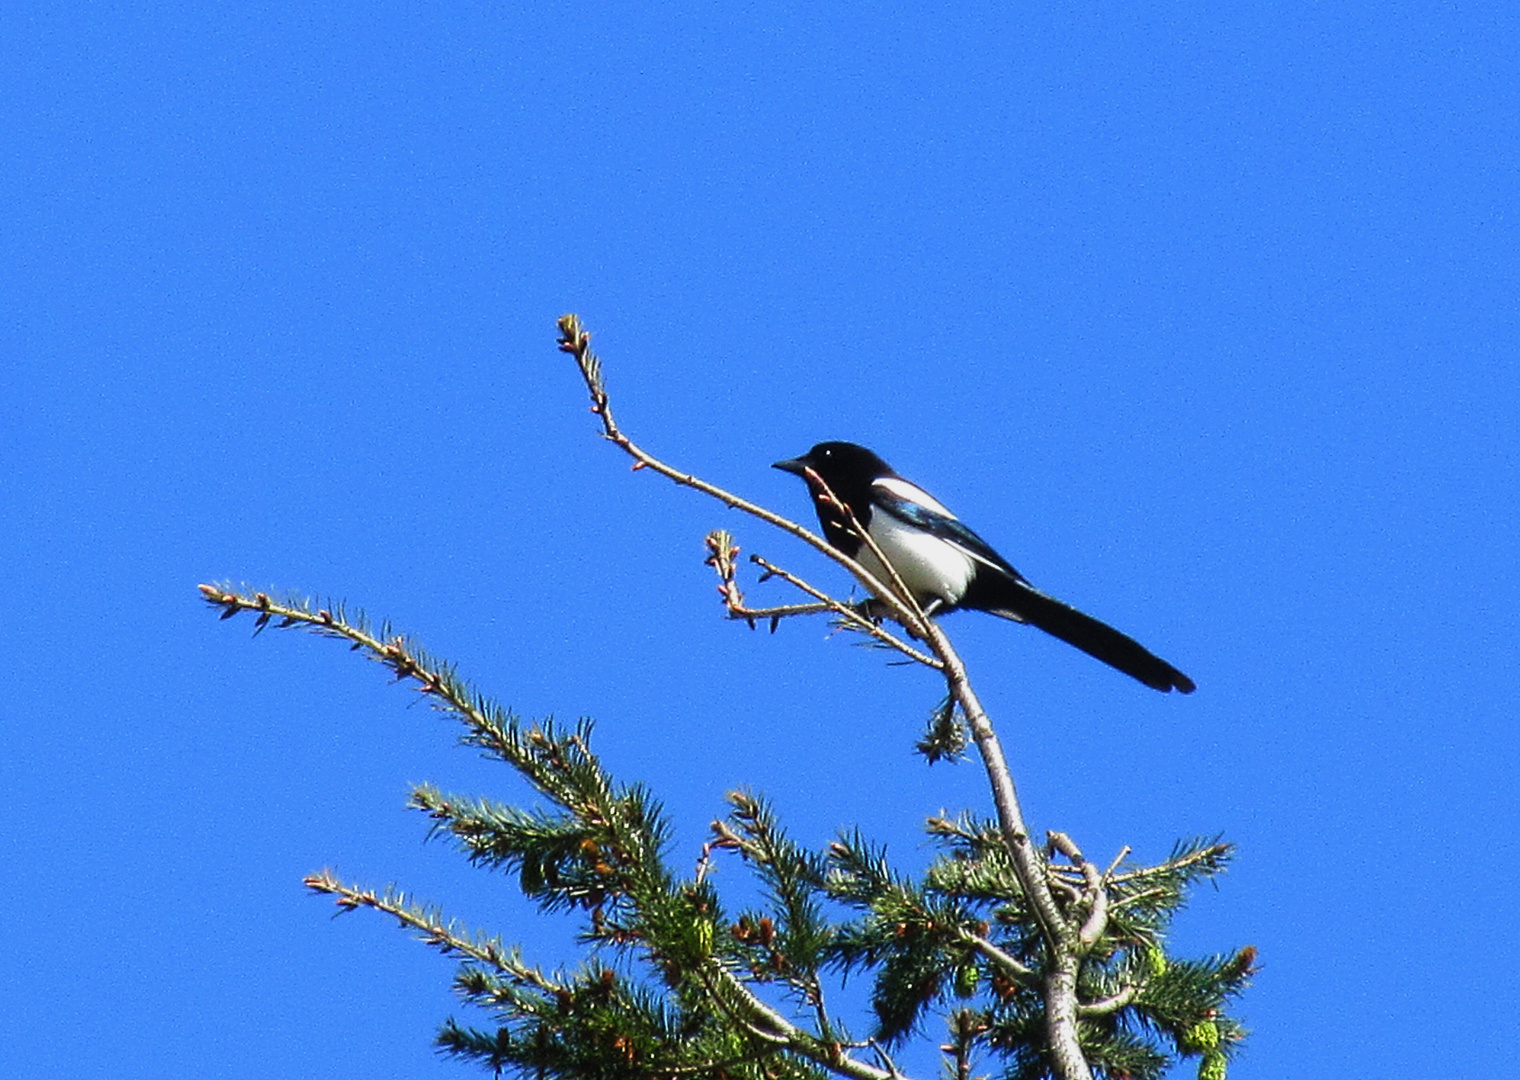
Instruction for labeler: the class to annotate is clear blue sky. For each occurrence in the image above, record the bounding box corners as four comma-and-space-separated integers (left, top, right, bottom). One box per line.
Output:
3, 4, 1516, 1078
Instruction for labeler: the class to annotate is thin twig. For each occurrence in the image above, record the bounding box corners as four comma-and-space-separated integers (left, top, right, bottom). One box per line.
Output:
804, 477, 934, 639
868, 1039, 906, 1080
1049, 831, 1107, 952
749, 555, 942, 668
1105, 842, 1230, 884
956, 927, 1039, 984
559, 314, 1093, 1080
705, 528, 937, 663
1108, 887, 1169, 912
698, 962, 895, 1080
1077, 985, 1140, 1016
558, 316, 925, 636
1102, 846, 1132, 884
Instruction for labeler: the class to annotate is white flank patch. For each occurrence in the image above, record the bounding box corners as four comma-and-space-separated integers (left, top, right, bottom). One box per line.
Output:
860, 505, 975, 608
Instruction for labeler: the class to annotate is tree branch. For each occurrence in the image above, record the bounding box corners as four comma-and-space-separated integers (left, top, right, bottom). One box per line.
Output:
704, 529, 941, 666
699, 961, 896, 1080
558, 315, 932, 640
955, 926, 1039, 984
558, 313, 1094, 1080
304, 871, 563, 996
1048, 831, 1108, 952
1077, 985, 1140, 1017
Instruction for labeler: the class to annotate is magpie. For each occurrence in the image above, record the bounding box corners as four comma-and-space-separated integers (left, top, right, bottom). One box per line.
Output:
772, 442, 1195, 693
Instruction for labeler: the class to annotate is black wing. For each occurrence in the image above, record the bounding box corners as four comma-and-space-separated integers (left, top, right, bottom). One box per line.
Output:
870, 483, 1028, 583
873, 483, 1194, 693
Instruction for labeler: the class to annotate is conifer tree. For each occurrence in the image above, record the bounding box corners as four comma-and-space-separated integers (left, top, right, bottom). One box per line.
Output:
201, 315, 1251, 1080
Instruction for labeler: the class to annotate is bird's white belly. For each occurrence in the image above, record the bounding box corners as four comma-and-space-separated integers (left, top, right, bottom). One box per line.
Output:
859, 513, 974, 608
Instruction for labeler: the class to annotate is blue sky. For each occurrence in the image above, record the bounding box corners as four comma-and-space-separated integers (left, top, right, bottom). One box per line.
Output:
3, 3, 1517, 1077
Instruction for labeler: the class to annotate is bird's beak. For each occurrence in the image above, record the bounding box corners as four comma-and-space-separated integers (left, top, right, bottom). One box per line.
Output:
772, 457, 808, 476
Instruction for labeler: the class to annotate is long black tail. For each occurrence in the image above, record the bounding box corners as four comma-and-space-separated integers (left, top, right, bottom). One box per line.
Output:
975, 578, 1195, 693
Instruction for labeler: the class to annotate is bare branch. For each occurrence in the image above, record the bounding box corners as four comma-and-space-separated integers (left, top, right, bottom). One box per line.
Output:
559, 314, 1096, 1080
1048, 831, 1108, 951
705, 528, 910, 650
1102, 845, 1132, 883
698, 962, 897, 1080
956, 926, 1039, 984
805, 477, 933, 636
1077, 984, 1140, 1016
557, 315, 932, 639
749, 554, 942, 668
868, 1039, 907, 1080
1107, 841, 1232, 884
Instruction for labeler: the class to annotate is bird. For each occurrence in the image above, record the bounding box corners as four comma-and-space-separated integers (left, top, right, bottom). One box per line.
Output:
772, 441, 1195, 693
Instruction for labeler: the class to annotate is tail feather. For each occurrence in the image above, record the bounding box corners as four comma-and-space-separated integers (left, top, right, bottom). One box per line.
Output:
978, 579, 1195, 694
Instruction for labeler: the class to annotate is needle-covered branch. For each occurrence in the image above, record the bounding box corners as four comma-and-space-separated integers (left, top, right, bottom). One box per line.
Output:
556, 318, 1040, 874
304, 871, 563, 997
554, 314, 1250, 1080
196, 316, 1250, 1080
204, 583, 920, 1080
202, 581, 1249, 1080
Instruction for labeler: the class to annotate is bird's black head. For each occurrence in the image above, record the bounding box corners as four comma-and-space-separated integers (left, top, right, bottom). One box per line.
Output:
771, 442, 895, 484
773, 443, 895, 541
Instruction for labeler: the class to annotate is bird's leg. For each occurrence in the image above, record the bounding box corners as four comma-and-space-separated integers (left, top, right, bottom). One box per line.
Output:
855, 595, 940, 621
884, 596, 942, 642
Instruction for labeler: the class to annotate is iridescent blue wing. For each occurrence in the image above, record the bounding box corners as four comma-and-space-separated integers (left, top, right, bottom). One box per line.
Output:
870, 480, 1027, 583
